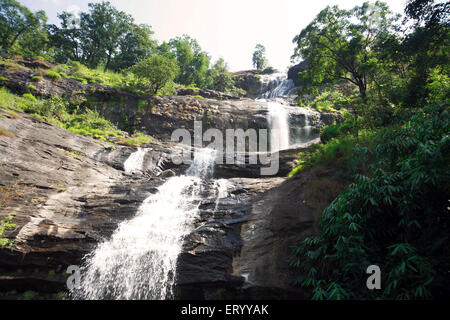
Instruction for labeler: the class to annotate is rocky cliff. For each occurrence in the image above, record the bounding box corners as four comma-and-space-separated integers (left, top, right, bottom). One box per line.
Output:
0, 60, 344, 300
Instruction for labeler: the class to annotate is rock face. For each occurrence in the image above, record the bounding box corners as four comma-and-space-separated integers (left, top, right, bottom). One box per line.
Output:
0, 109, 175, 297
232, 70, 264, 98
287, 61, 308, 86
175, 86, 239, 100
0, 60, 344, 300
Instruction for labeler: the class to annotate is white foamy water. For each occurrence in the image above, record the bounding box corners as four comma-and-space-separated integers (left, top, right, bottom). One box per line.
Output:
73, 148, 218, 300
124, 147, 147, 174
259, 72, 297, 99
268, 101, 290, 151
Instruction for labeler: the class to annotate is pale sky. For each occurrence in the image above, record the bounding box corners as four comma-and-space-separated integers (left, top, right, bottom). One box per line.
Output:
20, 0, 407, 72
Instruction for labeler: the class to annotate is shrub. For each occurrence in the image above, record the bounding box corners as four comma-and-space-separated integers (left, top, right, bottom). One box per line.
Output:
320, 120, 352, 143
0, 216, 16, 247
22, 93, 37, 101
45, 71, 61, 80
32, 75, 43, 82
128, 56, 179, 95
291, 103, 450, 299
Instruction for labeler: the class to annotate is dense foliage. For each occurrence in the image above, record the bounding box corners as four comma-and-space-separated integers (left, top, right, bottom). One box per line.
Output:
0, 1, 244, 95
290, 0, 449, 299
128, 56, 179, 95
291, 104, 449, 299
252, 44, 268, 70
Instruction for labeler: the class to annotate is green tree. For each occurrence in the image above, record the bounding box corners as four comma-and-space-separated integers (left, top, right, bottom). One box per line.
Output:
400, 0, 450, 107
167, 35, 210, 87
0, 0, 47, 54
252, 44, 267, 70
205, 58, 235, 93
110, 24, 157, 71
128, 55, 179, 95
79, 1, 133, 71
47, 11, 82, 63
292, 1, 399, 99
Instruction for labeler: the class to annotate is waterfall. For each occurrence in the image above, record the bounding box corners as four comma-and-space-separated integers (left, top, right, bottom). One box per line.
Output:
73, 148, 218, 300
259, 72, 297, 99
259, 72, 319, 150
268, 101, 290, 151
124, 147, 147, 174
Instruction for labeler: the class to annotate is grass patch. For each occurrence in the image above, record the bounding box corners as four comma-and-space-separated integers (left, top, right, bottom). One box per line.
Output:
0, 215, 16, 247
288, 130, 379, 177
45, 71, 61, 80
32, 75, 43, 82
0, 87, 152, 145
117, 132, 151, 147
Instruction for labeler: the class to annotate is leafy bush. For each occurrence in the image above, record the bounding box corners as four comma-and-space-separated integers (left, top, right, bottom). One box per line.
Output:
128, 56, 179, 95
45, 71, 61, 80
291, 104, 450, 299
0, 216, 16, 247
0, 88, 151, 145
320, 120, 352, 143
22, 93, 37, 101
31, 76, 43, 82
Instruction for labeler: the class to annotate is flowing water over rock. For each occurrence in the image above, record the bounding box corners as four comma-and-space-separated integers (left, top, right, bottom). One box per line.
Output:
72, 148, 222, 299
123, 147, 148, 174
267, 101, 290, 151
258, 72, 320, 151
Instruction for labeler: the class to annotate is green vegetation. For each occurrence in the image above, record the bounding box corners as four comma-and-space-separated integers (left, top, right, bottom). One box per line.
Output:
0, 215, 16, 247
117, 132, 151, 147
31, 75, 43, 82
0, 1, 243, 95
128, 56, 179, 95
289, 0, 450, 299
44, 71, 61, 80
252, 44, 268, 70
22, 290, 38, 300
0, 87, 152, 146
291, 104, 449, 299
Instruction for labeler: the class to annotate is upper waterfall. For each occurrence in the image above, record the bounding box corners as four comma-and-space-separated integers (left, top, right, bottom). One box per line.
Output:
258, 72, 297, 99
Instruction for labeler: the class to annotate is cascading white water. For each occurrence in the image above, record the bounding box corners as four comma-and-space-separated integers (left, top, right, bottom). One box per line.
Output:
267, 101, 290, 151
124, 147, 147, 174
259, 72, 319, 150
73, 148, 219, 300
259, 72, 297, 99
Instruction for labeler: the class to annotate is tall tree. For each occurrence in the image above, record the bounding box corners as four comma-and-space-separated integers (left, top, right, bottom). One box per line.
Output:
252, 44, 267, 70
110, 24, 157, 71
292, 1, 399, 99
0, 0, 47, 54
79, 1, 133, 70
167, 35, 210, 87
205, 58, 235, 92
129, 55, 179, 95
401, 0, 450, 106
48, 11, 82, 63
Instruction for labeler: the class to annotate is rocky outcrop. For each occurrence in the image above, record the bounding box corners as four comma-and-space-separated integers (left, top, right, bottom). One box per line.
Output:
287, 60, 308, 86
232, 70, 263, 98
0, 108, 177, 298
175, 87, 239, 100
0, 59, 345, 300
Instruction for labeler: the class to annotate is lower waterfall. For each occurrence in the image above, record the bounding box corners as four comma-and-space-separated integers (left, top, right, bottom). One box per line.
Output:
72, 148, 220, 299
